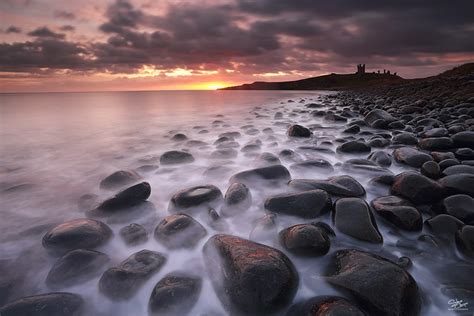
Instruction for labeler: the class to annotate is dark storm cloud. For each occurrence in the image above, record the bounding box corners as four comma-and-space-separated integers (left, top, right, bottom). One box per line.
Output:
1, 0, 474, 75
5, 25, 22, 33
27, 27, 65, 39
53, 10, 76, 20
59, 25, 75, 32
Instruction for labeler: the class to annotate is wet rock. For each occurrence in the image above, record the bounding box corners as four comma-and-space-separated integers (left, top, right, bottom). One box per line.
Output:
343, 125, 360, 134
203, 234, 298, 314
290, 159, 334, 173
220, 183, 252, 217
99, 250, 167, 300
289, 175, 365, 197
286, 296, 366, 316
442, 194, 474, 223
443, 164, 474, 176
94, 182, 151, 214
0, 292, 84, 316
249, 214, 277, 242
425, 214, 464, 240
439, 173, 474, 197
337, 141, 371, 154
368, 151, 392, 167
99, 170, 141, 190
393, 147, 433, 168
421, 127, 448, 138
333, 198, 383, 243
154, 214, 207, 249
148, 273, 202, 316
325, 249, 421, 316
391, 172, 444, 204
46, 249, 109, 289
455, 225, 474, 257
211, 148, 238, 159
418, 137, 453, 151
279, 223, 331, 256
438, 158, 460, 170
455, 148, 474, 160
367, 137, 390, 148
160, 151, 195, 165
392, 133, 418, 145
431, 151, 455, 162
119, 223, 148, 245
169, 185, 223, 213
229, 165, 291, 187
255, 152, 281, 167
171, 133, 187, 141
265, 190, 332, 218
364, 109, 396, 128
136, 164, 159, 173
452, 131, 474, 149
42, 218, 112, 254
342, 159, 393, 176
420, 161, 440, 179
371, 196, 422, 231
287, 124, 311, 137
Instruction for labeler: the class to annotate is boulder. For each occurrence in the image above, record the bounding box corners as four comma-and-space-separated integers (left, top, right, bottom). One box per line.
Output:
325, 249, 421, 316
368, 151, 392, 167
220, 183, 252, 217
442, 194, 474, 223
287, 124, 311, 137
452, 131, 474, 149
455, 225, 474, 257
287, 296, 366, 316
203, 234, 298, 314
439, 173, 474, 197
94, 182, 151, 213
425, 214, 464, 240
168, 185, 223, 213
0, 292, 84, 316
391, 172, 444, 204
420, 161, 440, 179
279, 223, 331, 256
264, 190, 332, 218
229, 165, 291, 187
392, 133, 418, 145
99, 170, 141, 190
371, 196, 422, 231
154, 214, 207, 249
333, 198, 383, 243
289, 175, 365, 197
119, 223, 148, 245
290, 159, 334, 173
160, 151, 195, 165
418, 137, 453, 151
337, 141, 371, 154
99, 250, 167, 300
46, 249, 109, 289
148, 273, 202, 316
42, 218, 112, 254
393, 147, 433, 168
249, 214, 278, 242
364, 109, 396, 128
442, 165, 474, 176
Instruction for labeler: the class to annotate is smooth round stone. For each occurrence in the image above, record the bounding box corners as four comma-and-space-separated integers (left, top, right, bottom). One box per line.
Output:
364, 109, 396, 128
46, 249, 109, 289
371, 196, 422, 231
421, 161, 440, 179
287, 124, 311, 137
99, 170, 141, 190
94, 182, 151, 213
443, 165, 474, 176
337, 141, 371, 154
249, 214, 277, 242
455, 225, 474, 257
418, 137, 453, 151
343, 125, 360, 134
333, 198, 383, 243
421, 127, 448, 138
265, 190, 332, 218
452, 131, 474, 149
154, 214, 207, 249
368, 151, 392, 167
442, 194, 474, 223
393, 147, 433, 168
254, 152, 281, 167
171, 133, 187, 141
148, 273, 202, 315
0, 292, 84, 316
287, 296, 366, 316
367, 137, 390, 148
290, 159, 334, 173
391, 171, 444, 204
160, 151, 195, 165
438, 158, 460, 170
289, 175, 365, 197
229, 165, 291, 187
42, 218, 112, 254
392, 133, 418, 145
168, 185, 223, 213
220, 183, 252, 217
439, 173, 474, 197
431, 151, 455, 162
119, 223, 148, 245
279, 223, 331, 256
425, 214, 464, 239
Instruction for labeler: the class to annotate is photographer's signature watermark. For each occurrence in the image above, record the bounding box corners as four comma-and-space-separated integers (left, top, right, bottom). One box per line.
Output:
448, 298, 469, 311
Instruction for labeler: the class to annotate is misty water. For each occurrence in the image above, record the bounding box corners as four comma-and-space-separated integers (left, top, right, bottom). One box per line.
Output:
0, 90, 456, 315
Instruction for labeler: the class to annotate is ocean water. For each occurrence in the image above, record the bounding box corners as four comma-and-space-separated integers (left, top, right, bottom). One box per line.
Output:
0, 90, 456, 315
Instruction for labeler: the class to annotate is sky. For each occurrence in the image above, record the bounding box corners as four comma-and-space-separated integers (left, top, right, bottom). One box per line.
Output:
1, 0, 474, 92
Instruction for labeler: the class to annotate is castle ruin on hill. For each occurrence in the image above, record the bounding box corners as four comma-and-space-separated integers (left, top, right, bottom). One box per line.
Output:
356, 64, 397, 76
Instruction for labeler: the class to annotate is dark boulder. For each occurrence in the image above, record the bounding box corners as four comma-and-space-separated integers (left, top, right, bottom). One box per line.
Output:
333, 198, 383, 243
425, 214, 464, 240
42, 218, 112, 254
94, 182, 151, 214
420, 161, 440, 179
287, 124, 311, 137
154, 214, 207, 249
418, 137, 453, 151
249, 214, 278, 242
289, 175, 365, 197
368, 151, 392, 167
290, 159, 334, 173
392, 133, 418, 145
0, 292, 84, 316
160, 151, 195, 165
279, 223, 331, 256
119, 223, 148, 245
343, 125, 360, 134
455, 225, 474, 257
168, 185, 223, 213
99, 170, 141, 190
442, 194, 474, 223
203, 234, 298, 314
391, 172, 444, 204
99, 250, 167, 300
452, 131, 474, 149
364, 109, 396, 128
264, 190, 331, 218
286, 296, 366, 316
46, 249, 109, 289
442, 165, 474, 176
325, 249, 421, 316
439, 173, 474, 197
220, 183, 252, 217
393, 147, 433, 168
229, 165, 291, 187
371, 196, 422, 231
148, 273, 202, 316
337, 141, 371, 154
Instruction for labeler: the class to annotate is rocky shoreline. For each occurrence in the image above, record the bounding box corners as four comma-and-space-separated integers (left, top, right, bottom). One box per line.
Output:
1, 72, 474, 315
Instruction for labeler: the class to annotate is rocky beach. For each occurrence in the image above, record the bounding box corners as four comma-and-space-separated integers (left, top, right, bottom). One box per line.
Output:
1, 67, 474, 316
